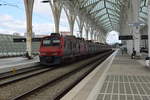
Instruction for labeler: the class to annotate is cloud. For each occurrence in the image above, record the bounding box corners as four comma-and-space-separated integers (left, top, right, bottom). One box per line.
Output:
33, 23, 55, 34
0, 13, 71, 35
33, 0, 71, 31
0, 14, 26, 35
106, 31, 121, 44
33, 0, 52, 16
0, 0, 78, 36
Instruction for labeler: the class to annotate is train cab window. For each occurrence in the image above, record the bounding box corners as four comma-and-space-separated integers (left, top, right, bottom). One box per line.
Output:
43, 39, 51, 46
42, 37, 60, 46
52, 40, 60, 46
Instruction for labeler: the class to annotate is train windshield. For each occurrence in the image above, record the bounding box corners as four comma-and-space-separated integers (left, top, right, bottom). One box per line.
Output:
42, 37, 60, 46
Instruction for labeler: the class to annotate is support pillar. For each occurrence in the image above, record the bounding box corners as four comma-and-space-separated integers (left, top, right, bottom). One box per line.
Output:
90, 28, 93, 39
93, 32, 97, 42
78, 23, 84, 38
95, 34, 97, 42
101, 34, 105, 43
24, 0, 34, 58
86, 30, 89, 40
94, 33, 97, 42
90, 29, 93, 40
126, 40, 134, 55
92, 31, 95, 41
132, 0, 141, 56
85, 24, 90, 40
77, 15, 84, 38
98, 34, 101, 42
98, 34, 100, 42
91, 31, 93, 40
49, 1, 62, 33
147, 1, 150, 61
64, 8, 76, 35
97, 34, 99, 42
99, 32, 103, 43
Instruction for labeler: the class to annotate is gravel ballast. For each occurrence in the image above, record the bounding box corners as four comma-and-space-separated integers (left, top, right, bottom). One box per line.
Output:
0, 53, 106, 100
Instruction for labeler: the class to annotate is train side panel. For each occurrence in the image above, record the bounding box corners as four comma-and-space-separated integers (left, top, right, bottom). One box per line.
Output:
39, 33, 112, 66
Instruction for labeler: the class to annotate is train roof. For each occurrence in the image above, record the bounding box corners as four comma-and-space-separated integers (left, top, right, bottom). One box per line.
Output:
65, 35, 76, 38
76, 38, 84, 40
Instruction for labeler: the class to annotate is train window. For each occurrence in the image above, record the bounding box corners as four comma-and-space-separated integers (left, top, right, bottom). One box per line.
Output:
42, 37, 60, 46
52, 39, 60, 46
53, 40, 60, 43
43, 40, 51, 46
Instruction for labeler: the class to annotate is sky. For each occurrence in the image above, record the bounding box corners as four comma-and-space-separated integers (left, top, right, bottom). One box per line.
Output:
106, 31, 121, 45
0, 0, 120, 44
0, 0, 75, 35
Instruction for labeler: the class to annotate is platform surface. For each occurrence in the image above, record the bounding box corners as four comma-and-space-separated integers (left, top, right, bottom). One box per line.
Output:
97, 51, 150, 100
0, 56, 39, 73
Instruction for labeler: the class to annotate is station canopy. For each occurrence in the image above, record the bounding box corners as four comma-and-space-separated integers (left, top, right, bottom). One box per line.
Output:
71, 0, 148, 32
139, 0, 148, 24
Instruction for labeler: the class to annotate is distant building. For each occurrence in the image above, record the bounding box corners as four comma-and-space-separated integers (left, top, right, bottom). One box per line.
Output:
13, 32, 21, 36
24, 32, 35, 37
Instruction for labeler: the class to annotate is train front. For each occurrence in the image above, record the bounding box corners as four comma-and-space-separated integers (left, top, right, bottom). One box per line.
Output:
39, 33, 63, 66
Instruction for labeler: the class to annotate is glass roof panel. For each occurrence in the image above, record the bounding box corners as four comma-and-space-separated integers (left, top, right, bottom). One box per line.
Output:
139, 0, 148, 23
101, 19, 110, 24
100, 17, 109, 23
96, 8, 107, 17
99, 14, 108, 21
90, 1, 104, 13
84, 0, 99, 7
81, 0, 148, 32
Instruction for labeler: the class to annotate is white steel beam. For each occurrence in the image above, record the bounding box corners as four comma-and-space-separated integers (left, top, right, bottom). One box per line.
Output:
148, 0, 150, 58
49, 1, 62, 33
132, 0, 141, 56
24, 0, 34, 58
64, 7, 76, 35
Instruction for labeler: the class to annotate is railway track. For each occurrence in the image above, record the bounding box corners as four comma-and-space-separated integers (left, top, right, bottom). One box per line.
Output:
0, 66, 42, 79
11, 51, 113, 100
0, 67, 55, 86
0, 51, 113, 100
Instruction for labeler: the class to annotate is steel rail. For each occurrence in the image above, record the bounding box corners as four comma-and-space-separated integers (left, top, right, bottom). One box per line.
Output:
11, 51, 113, 100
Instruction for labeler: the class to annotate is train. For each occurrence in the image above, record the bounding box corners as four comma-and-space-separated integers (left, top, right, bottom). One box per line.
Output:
39, 33, 112, 66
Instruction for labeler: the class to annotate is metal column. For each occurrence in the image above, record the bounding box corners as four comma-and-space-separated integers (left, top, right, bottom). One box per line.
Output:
132, 0, 141, 56
49, 1, 62, 33
86, 31, 89, 40
90, 29, 93, 40
64, 8, 76, 35
148, 1, 150, 57
24, 0, 34, 58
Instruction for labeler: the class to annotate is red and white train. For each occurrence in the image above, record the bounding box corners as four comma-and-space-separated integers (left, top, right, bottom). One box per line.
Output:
39, 33, 111, 66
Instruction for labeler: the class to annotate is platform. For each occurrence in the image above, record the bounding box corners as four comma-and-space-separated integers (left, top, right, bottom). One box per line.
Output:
61, 50, 150, 100
0, 56, 39, 74
97, 51, 150, 100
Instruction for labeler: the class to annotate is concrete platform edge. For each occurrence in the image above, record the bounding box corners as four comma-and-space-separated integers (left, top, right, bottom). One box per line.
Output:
61, 50, 118, 100
86, 50, 118, 100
